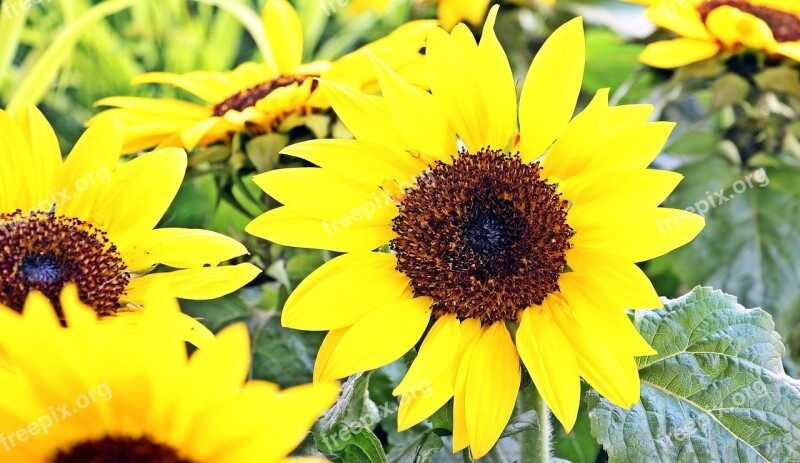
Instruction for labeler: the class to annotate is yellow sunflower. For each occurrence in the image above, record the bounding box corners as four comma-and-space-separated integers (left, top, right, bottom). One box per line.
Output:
631, 0, 800, 68
0, 285, 339, 462
247, 7, 704, 459
91, 0, 435, 155
0, 105, 260, 319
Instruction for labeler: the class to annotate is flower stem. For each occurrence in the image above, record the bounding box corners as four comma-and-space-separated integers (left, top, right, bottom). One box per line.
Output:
521, 385, 552, 462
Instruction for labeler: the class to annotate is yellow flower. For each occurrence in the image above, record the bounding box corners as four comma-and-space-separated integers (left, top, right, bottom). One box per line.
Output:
419, 0, 491, 29
0, 106, 260, 319
247, 7, 704, 458
92, 0, 435, 155
632, 0, 800, 68
345, 0, 395, 15
0, 285, 339, 463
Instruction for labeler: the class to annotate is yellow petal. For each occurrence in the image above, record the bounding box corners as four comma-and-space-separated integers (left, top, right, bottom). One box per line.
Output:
246, 206, 395, 253
394, 314, 461, 395
517, 305, 580, 432
16, 105, 62, 210
438, 0, 490, 29
321, 80, 405, 147
539, 88, 608, 181
281, 139, 423, 186
551, 305, 641, 408
57, 117, 124, 220
557, 272, 658, 357
464, 323, 520, 459
397, 372, 454, 431
452, 321, 483, 453
705, 6, 776, 49
122, 228, 250, 271
124, 264, 261, 303
645, 4, 712, 40
317, 297, 432, 380
87, 148, 186, 248
639, 38, 720, 69
594, 121, 675, 173
477, 6, 517, 150
564, 247, 662, 310
262, 0, 304, 73
566, 169, 683, 227
370, 55, 456, 164
131, 72, 233, 103
569, 208, 705, 263
254, 167, 397, 223
519, 18, 585, 162
314, 327, 349, 384
282, 252, 411, 330
427, 26, 486, 153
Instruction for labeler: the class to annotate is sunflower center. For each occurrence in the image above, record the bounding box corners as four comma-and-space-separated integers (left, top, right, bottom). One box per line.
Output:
463, 210, 511, 256
697, 0, 800, 42
52, 436, 194, 463
392, 148, 573, 325
212, 74, 320, 117
0, 210, 129, 318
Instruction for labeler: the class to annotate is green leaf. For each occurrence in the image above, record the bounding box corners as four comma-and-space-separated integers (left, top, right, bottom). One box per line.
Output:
315, 373, 388, 463
553, 387, 600, 463
387, 432, 445, 463
651, 157, 800, 357
586, 287, 800, 463
6, 0, 139, 116
249, 314, 324, 386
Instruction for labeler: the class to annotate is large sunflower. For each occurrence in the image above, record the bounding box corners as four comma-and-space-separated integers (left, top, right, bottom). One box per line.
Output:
91, 0, 435, 155
631, 0, 800, 68
0, 285, 339, 462
247, 8, 704, 458
0, 106, 260, 319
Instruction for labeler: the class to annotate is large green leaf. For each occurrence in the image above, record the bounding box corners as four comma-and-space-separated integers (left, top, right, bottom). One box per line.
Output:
587, 287, 800, 463
650, 155, 800, 357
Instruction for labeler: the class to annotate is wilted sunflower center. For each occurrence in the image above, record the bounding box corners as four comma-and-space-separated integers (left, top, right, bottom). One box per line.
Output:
392, 148, 573, 325
697, 0, 800, 42
0, 210, 129, 318
52, 436, 194, 463
212, 74, 320, 117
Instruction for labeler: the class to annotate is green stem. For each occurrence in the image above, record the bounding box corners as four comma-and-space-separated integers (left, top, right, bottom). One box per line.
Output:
609, 65, 647, 106
521, 385, 552, 463
461, 449, 474, 463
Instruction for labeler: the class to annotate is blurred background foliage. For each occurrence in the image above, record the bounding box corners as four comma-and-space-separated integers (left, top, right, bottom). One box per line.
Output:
3, 0, 800, 460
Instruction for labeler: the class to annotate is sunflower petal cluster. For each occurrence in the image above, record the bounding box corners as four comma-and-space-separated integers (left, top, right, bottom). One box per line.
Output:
92, 0, 435, 154
0, 285, 339, 463
247, 6, 704, 458
631, 0, 800, 67
0, 106, 259, 317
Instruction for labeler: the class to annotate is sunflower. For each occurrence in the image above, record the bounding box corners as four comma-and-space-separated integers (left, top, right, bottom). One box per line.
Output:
0, 285, 339, 463
247, 7, 704, 459
631, 0, 800, 68
91, 0, 435, 155
0, 106, 260, 319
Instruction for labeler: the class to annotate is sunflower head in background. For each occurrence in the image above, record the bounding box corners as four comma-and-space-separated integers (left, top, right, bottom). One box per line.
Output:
91, 0, 435, 155
0, 106, 260, 320
247, 6, 704, 459
0, 285, 339, 463
631, 0, 800, 68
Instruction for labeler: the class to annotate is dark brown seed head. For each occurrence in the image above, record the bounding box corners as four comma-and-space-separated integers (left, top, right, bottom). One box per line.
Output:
0, 210, 129, 318
53, 436, 194, 463
212, 74, 320, 117
697, 0, 800, 42
392, 148, 573, 325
